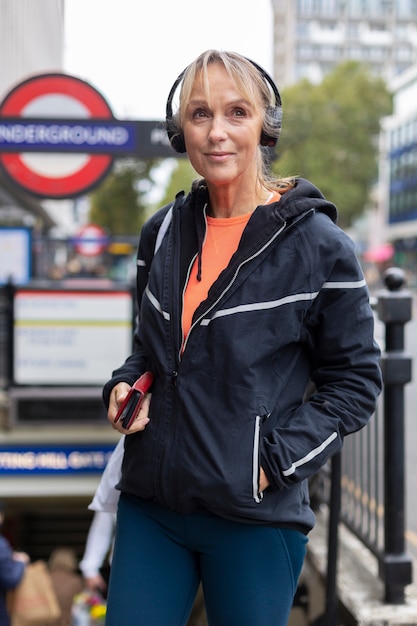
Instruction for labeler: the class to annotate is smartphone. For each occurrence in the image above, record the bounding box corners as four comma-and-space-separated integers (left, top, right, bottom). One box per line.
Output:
113, 371, 154, 430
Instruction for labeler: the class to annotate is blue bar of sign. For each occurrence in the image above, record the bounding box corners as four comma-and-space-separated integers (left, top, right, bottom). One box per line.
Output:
0, 118, 139, 154
0, 445, 116, 474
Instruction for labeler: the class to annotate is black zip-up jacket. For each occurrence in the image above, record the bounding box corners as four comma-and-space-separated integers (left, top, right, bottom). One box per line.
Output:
103, 178, 382, 534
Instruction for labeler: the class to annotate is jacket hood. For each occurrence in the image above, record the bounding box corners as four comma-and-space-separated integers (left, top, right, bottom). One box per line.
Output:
274, 177, 338, 224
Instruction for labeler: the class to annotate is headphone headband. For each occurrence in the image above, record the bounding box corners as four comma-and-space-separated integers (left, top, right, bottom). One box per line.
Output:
165, 56, 282, 154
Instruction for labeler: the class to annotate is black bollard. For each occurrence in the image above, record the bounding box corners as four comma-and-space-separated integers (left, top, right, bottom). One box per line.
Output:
377, 267, 413, 603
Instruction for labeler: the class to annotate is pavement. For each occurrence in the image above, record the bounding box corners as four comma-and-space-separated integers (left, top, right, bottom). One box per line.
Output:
299, 507, 417, 625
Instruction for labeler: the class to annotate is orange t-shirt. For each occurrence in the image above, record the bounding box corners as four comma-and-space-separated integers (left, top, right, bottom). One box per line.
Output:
182, 192, 281, 345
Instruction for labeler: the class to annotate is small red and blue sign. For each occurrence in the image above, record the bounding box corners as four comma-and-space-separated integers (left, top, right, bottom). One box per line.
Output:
72, 223, 109, 257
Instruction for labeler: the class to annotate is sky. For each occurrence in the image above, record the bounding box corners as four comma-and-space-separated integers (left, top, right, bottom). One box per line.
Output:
63, 0, 274, 122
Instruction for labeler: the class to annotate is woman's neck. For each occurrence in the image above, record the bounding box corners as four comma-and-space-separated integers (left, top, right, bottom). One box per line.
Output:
206, 183, 271, 218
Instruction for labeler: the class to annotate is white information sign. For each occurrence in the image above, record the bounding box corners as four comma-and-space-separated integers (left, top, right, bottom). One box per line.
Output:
14, 288, 133, 385
0, 227, 31, 285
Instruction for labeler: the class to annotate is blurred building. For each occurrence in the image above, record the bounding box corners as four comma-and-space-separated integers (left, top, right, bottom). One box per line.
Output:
0, 0, 66, 233
271, 0, 417, 88
378, 65, 417, 275
0, 0, 64, 99
270, 0, 417, 268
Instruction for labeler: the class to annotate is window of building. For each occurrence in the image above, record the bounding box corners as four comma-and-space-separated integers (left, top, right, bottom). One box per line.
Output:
391, 128, 400, 152
321, 20, 338, 29
298, 0, 315, 15
297, 43, 315, 58
398, 0, 417, 17
394, 24, 407, 39
347, 45, 363, 59
369, 21, 387, 32
346, 22, 359, 38
297, 21, 310, 37
379, 0, 394, 16
323, 0, 340, 14
348, 0, 369, 16
395, 45, 413, 61
369, 46, 387, 60
319, 45, 340, 60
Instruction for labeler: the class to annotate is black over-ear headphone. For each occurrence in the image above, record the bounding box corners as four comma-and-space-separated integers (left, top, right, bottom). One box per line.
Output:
165, 57, 282, 154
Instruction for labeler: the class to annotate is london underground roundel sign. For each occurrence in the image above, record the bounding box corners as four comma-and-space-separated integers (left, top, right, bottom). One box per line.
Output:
0, 73, 114, 198
73, 224, 109, 257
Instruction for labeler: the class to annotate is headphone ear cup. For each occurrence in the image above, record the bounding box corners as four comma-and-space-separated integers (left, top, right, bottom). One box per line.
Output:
171, 132, 187, 154
260, 105, 282, 147
165, 118, 187, 153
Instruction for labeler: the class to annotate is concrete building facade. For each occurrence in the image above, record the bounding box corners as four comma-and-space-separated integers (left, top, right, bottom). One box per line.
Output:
0, 0, 64, 101
271, 0, 417, 88
0, 0, 65, 231
270, 0, 417, 264
377, 65, 417, 271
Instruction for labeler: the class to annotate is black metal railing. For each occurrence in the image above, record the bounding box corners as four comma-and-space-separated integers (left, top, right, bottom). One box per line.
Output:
314, 267, 414, 624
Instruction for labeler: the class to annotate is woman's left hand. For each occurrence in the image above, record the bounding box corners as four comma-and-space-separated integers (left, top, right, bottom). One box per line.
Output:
259, 467, 270, 491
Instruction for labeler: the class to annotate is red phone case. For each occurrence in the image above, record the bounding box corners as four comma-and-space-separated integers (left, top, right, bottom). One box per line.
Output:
113, 371, 154, 429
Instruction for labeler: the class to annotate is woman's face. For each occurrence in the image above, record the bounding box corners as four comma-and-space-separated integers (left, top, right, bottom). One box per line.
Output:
182, 63, 263, 188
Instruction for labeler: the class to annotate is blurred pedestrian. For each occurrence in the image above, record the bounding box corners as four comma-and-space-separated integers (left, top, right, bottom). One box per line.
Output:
48, 547, 83, 626
0, 501, 29, 626
79, 438, 123, 594
79, 510, 115, 595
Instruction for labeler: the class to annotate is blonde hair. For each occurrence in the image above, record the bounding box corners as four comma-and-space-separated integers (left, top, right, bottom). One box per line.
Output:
173, 49, 295, 193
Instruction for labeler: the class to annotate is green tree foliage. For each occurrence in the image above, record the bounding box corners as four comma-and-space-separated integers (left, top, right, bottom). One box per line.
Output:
89, 158, 158, 235
157, 159, 199, 208
274, 61, 393, 227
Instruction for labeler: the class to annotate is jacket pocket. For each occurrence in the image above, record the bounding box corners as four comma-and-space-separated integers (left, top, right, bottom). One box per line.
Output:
252, 411, 270, 503
252, 415, 263, 503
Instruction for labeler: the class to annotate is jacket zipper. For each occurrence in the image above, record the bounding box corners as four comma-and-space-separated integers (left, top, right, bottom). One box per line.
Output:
179, 204, 209, 359
170, 200, 187, 380
159, 203, 182, 503
181, 220, 287, 354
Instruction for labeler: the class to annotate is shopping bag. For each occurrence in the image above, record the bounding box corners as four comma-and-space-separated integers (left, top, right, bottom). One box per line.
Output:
9, 560, 61, 626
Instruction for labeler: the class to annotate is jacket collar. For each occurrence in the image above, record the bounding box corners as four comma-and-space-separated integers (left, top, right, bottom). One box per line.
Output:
174, 178, 338, 283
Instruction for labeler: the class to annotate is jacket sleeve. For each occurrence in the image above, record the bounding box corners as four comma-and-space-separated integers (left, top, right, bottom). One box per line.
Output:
261, 221, 382, 490
102, 205, 172, 408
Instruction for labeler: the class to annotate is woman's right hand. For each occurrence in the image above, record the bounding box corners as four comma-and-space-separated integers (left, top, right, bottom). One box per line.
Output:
108, 382, 151, 435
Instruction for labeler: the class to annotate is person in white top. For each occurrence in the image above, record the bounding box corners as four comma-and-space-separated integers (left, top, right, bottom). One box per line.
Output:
79, 438, 124, 593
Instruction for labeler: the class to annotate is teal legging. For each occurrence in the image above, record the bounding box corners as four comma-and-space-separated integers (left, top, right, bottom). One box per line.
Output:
105, 493, 307, 626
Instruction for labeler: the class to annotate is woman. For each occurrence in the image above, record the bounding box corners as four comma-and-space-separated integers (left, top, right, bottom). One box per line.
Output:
103, 50, 382, 626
